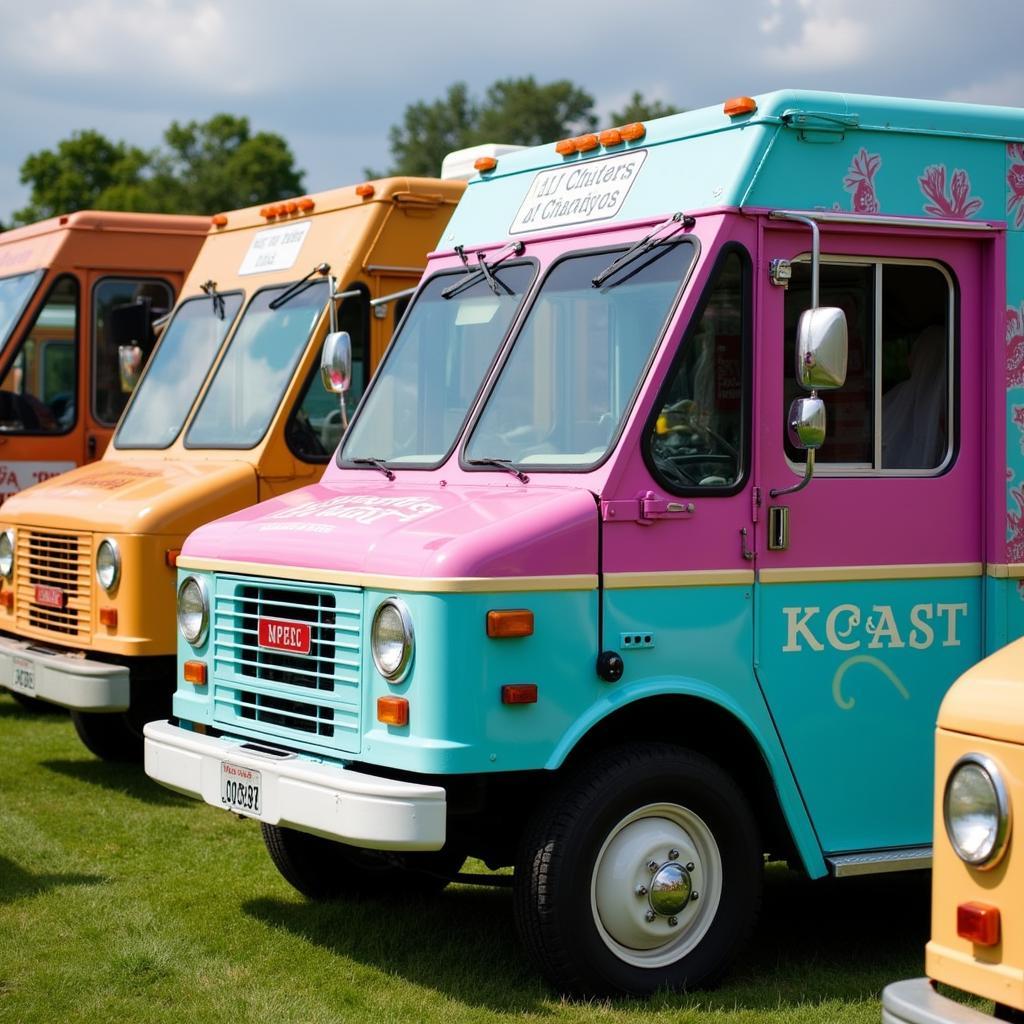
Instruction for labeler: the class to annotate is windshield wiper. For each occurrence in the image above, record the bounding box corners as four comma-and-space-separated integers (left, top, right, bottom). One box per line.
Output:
591, 212, 695, 289
200, 280, 226, 319
441, 241, 525, 299
351, 457, 396, 481
467, 457, 529, 484
269, 263, 332, 310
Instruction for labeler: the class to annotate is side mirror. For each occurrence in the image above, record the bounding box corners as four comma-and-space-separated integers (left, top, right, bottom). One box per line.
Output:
787, 396, 826, 450
118, 344, 144, 394
796, 307, 848, 391
320, 331, 352, 394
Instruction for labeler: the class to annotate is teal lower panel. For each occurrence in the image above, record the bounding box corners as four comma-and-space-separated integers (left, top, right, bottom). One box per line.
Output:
756, 576, 982, 853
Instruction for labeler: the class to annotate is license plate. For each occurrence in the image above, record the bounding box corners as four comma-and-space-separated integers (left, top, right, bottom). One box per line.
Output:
220, 761, 261, 815
34, 584, 65, 609
11, 656, 34, 693
258, 617, 311, 654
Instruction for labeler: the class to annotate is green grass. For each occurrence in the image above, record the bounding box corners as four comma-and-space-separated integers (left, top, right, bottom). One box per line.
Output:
0, 690, 981, 1023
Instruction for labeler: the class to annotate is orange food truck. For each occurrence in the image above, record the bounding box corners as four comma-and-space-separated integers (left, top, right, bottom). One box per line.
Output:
0, 178, 464, 755
0, 212, 208, 499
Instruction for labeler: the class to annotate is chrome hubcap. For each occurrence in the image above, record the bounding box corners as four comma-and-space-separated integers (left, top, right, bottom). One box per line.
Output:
649, 861, 692, 916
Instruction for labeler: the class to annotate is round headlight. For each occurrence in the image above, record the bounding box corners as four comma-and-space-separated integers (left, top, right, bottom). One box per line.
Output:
943, 754, 1011, 869
371, 598, 413, 681
177, 575, 209, 646
96, 538, 121, 591
0, 529, 14, 579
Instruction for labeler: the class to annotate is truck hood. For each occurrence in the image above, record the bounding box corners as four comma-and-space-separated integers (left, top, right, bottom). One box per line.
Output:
181, 480, 599, 581
0, 459, 258, 536
939, 640, 1024, 746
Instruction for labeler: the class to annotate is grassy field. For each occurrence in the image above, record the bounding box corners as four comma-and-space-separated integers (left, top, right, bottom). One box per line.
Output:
0, 689, 984, 1024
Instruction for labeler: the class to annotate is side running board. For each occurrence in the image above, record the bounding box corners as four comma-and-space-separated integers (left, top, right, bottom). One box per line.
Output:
826, 846, 932, 877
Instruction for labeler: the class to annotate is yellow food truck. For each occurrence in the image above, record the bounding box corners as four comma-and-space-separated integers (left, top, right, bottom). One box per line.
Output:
883, 638, 1024, 1023
0, 177, 464, 758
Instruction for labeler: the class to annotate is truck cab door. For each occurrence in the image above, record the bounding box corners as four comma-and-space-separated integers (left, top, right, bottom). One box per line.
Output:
753, 222, 988, 858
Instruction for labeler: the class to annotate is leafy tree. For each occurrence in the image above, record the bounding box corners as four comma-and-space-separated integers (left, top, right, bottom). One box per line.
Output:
609, 91, 682, 124
11, 115, 304, 224
14, 130, 151, 223
377, 76, 598, 177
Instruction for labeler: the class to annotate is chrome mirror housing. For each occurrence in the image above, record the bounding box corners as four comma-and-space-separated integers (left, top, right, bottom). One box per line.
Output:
787, 396, 826, 450
320, 331, 352, 394
796, 307, 848, 390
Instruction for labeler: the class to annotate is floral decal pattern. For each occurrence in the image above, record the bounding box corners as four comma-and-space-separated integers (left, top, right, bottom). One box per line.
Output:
1009, 302, 1024, 388
919, 164, 983, 218
1009, 143, 1024, 229
843, 148, 881, 213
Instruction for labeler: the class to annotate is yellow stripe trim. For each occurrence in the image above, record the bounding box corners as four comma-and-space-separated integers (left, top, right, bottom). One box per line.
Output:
758, 562, 983, 584
604, 570, 754, 589
177, 556, 598, 594
987, 564, 1024, 579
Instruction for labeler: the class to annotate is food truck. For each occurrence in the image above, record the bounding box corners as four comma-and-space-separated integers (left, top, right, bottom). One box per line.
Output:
145, 91, 1024, 996
0, 211, 207, 499
883, 638, 1024, 1024
0, 177, 463, 754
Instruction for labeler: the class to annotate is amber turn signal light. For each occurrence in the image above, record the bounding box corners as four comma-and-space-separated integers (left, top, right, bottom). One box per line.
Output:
957, 902, 1000, 946
724, 96, 757, 117
183, 660, 207, 685
487, 609, 534, 638
165, 549, 180, 568
501, 684, 538, 705
0, 590, 13, 610
99, 607, 118, 627
377, 696, 409, 726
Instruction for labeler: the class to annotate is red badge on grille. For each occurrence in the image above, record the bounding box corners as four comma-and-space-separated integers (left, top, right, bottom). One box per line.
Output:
34, 585, 66, 609
258, 618, 311, 654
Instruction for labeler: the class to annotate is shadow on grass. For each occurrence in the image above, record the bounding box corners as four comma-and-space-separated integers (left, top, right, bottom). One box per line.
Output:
244, 863, 931, 1012
0, 692, 68, 719
40, 758, 191, 808
0, 854, 106, 905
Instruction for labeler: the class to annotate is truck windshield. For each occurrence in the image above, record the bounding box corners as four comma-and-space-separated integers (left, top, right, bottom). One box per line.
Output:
0, 270, 44, 355
340, 261, 535, 467
114, 292, 242, 449
185, 280, 328, 449
465, 241, 695, 469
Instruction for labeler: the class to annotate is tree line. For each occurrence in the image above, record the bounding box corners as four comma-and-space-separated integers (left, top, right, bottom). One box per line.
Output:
9, 78, 679, 226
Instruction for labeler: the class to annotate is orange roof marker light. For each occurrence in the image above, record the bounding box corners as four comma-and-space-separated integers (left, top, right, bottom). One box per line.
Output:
555, 138, 576, 156
355, 184, 375, 199
574, 134, 599, 153
599, 128, 624, 147
212, 214, 228, 228
724, 96, 757, 117
474, 156, 498, 174
298, 197, 315, 212
619, 122, 646, 142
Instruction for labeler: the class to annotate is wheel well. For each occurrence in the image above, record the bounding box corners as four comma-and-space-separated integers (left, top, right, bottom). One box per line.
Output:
559, 695, 798, 866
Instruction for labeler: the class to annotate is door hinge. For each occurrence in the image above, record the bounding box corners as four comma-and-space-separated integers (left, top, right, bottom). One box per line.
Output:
751, 486, 761, 524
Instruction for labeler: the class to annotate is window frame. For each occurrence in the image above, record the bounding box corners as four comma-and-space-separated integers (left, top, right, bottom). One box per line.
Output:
284, 280, 370, 464
0, 272, 80, 437
113, 288, 245, 451
459, 238, 700, 476
184, 278, 332, 452
0, 268, 45, 357
89, 275, 175, 427
640, 243, 753, 497
783, 254, 958, 478
336, 258, 540, 472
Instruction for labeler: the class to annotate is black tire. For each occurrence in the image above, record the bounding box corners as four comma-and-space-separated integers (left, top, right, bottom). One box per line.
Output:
9, 691, 65, 714
71, 709, 143, 761
261, 823, 466, 902
514, 743, 762, 997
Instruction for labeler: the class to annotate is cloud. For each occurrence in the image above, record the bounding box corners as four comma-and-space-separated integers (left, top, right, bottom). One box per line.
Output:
945, 70, 1024, 107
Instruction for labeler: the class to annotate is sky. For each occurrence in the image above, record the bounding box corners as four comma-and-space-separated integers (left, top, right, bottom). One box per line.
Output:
1, 0, 1022, 221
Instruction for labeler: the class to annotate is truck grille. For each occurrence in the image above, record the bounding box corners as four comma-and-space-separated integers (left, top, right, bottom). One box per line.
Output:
210, 575, 361, 755
16, 529, 92, 639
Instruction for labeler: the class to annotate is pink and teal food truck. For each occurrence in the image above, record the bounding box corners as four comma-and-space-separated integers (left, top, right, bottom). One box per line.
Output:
145, 91, 1024, 996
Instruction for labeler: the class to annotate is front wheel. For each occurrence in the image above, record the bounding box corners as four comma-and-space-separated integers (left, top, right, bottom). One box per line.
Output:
514, 744, 762, 997
261, 823, 466, 902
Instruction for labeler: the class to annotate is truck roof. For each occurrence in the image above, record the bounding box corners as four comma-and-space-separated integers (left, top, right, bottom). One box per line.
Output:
0, 210, 211, 245
441, 89, 1024, 249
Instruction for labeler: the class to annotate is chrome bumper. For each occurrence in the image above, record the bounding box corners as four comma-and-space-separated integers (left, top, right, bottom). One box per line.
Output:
0, 633, 128, 711
882, 979, 996, 1024
144, 719, 447, 851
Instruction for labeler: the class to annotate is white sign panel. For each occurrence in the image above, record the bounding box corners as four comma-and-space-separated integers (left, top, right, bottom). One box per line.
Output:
238, 221, 312, 276
510, 150, 647, 235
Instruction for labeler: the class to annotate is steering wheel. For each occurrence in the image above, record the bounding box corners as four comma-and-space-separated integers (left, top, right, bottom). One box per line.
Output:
656, 451, 736, 487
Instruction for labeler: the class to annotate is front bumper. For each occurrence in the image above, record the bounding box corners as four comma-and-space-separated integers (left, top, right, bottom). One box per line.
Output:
144, 720, 447, 851
0, 633, 129, 711
882, 979, 995, 1024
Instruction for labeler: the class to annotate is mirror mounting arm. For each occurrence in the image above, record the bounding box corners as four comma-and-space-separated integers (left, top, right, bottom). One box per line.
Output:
769, 211, 820, 307
770, 449, 816, 498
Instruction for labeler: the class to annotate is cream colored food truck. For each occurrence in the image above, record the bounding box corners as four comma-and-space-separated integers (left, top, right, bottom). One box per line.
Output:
0, 177, 463, 758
